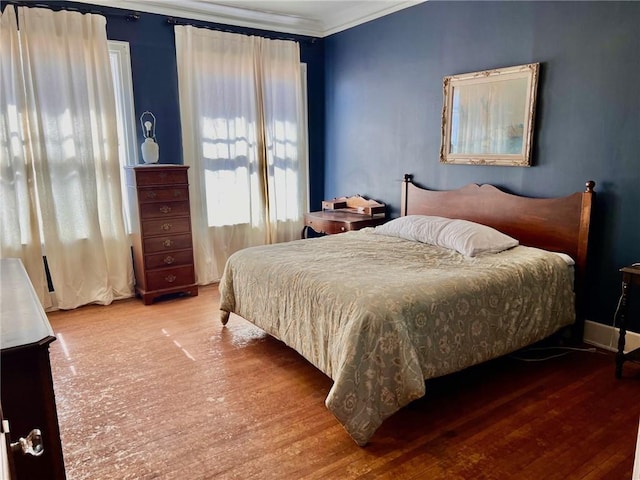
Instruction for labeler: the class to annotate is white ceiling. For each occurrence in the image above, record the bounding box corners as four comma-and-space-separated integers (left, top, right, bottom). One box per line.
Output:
76, 0, 425, 37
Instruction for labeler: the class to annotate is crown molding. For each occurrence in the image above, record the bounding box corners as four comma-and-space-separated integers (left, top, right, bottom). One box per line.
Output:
72, 1, 424, 38
73, 0, 320, 37
321, 1, 422, 37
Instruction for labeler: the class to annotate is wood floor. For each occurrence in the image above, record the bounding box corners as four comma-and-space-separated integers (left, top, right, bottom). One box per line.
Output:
46, 284, 639, 480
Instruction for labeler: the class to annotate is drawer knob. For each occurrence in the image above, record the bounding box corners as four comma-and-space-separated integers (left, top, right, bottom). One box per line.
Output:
159, 205, 172, 214
10, 429, 44, 457
164, 255, 175, 265
341, 226, 346, 231
160, 223, 172, 231
145, 191, 157, 199
173, 190, 182, 198
165, 274, 177, 283
162, 239, 174, 248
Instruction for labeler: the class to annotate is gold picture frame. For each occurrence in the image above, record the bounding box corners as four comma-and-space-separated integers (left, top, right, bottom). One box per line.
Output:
440, 63, 539, 166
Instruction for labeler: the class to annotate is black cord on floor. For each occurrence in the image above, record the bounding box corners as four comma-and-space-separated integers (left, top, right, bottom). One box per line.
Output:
509, 345, 599, 362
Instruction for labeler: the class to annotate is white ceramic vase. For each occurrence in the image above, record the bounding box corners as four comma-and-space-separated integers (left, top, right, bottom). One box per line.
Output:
141, 137, 159, 164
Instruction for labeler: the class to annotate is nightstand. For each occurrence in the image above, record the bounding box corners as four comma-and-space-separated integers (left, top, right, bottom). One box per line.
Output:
302, 211, 387, 238
615, 264, 640, 378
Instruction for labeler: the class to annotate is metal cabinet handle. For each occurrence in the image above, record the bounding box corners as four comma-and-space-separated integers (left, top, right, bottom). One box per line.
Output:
159, 205, 172, 214
165, 274, 177, 283
146, 191, 157, 199
160, 223, 172, 231
10, 429, 44, 457
162, 239, 174, 248
164, 255, 175, 265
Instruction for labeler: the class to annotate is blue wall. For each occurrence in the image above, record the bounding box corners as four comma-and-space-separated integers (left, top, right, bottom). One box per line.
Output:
324, 1, 640, 328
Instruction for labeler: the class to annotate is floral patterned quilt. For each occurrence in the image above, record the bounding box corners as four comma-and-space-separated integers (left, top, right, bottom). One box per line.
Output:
219, 229, 575, 445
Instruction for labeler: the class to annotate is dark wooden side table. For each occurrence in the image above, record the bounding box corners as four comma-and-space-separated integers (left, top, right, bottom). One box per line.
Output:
302, 211, 387, 238
615, 264, 640, 378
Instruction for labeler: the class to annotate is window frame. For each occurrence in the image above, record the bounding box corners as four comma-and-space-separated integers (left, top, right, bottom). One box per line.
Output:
108, 40, 137, 233
108, 40, 138, 167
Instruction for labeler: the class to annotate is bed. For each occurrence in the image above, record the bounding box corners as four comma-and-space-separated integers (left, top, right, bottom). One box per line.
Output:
219, 175, 595, 446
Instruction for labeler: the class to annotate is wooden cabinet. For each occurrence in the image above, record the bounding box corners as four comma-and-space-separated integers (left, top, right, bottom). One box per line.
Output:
615, 265, 640, 377
126, 165, 198, 305
0, 258, 66, 480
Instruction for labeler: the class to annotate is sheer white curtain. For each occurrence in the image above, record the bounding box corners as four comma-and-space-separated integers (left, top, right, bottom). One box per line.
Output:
175, 27, 307, 284
259, 38, 307, 244
0, 6, 133, 309
0, 7, 51, 307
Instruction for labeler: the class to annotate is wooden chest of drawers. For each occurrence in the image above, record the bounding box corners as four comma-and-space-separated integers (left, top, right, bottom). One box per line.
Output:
125, 165, 198, 304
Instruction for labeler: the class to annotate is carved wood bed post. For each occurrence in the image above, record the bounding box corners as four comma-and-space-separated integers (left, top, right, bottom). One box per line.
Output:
573, 180, 596, 342
401, 174, 413, 217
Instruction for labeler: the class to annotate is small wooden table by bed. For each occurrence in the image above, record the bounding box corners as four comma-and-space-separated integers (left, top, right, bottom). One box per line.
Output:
615, 264, 640, 378
302, 211, 387, 238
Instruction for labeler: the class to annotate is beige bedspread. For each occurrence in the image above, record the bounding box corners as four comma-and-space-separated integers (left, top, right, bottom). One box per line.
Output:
219, 229, 575, 445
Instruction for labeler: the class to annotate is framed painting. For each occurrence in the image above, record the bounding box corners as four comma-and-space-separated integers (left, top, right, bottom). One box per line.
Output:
440, 63, 540, 166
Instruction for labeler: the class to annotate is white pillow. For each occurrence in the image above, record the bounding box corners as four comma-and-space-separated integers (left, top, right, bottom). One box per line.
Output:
373, 215, 519, 257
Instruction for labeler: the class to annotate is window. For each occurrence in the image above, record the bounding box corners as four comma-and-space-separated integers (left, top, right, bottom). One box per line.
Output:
203, 64, 309, 228
108, 40, 137, 232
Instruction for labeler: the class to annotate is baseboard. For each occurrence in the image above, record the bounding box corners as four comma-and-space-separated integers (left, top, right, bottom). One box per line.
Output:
583, 319, 640, 353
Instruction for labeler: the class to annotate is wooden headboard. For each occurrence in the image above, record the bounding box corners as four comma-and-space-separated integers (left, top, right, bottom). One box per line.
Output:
400, 174, 595, 341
